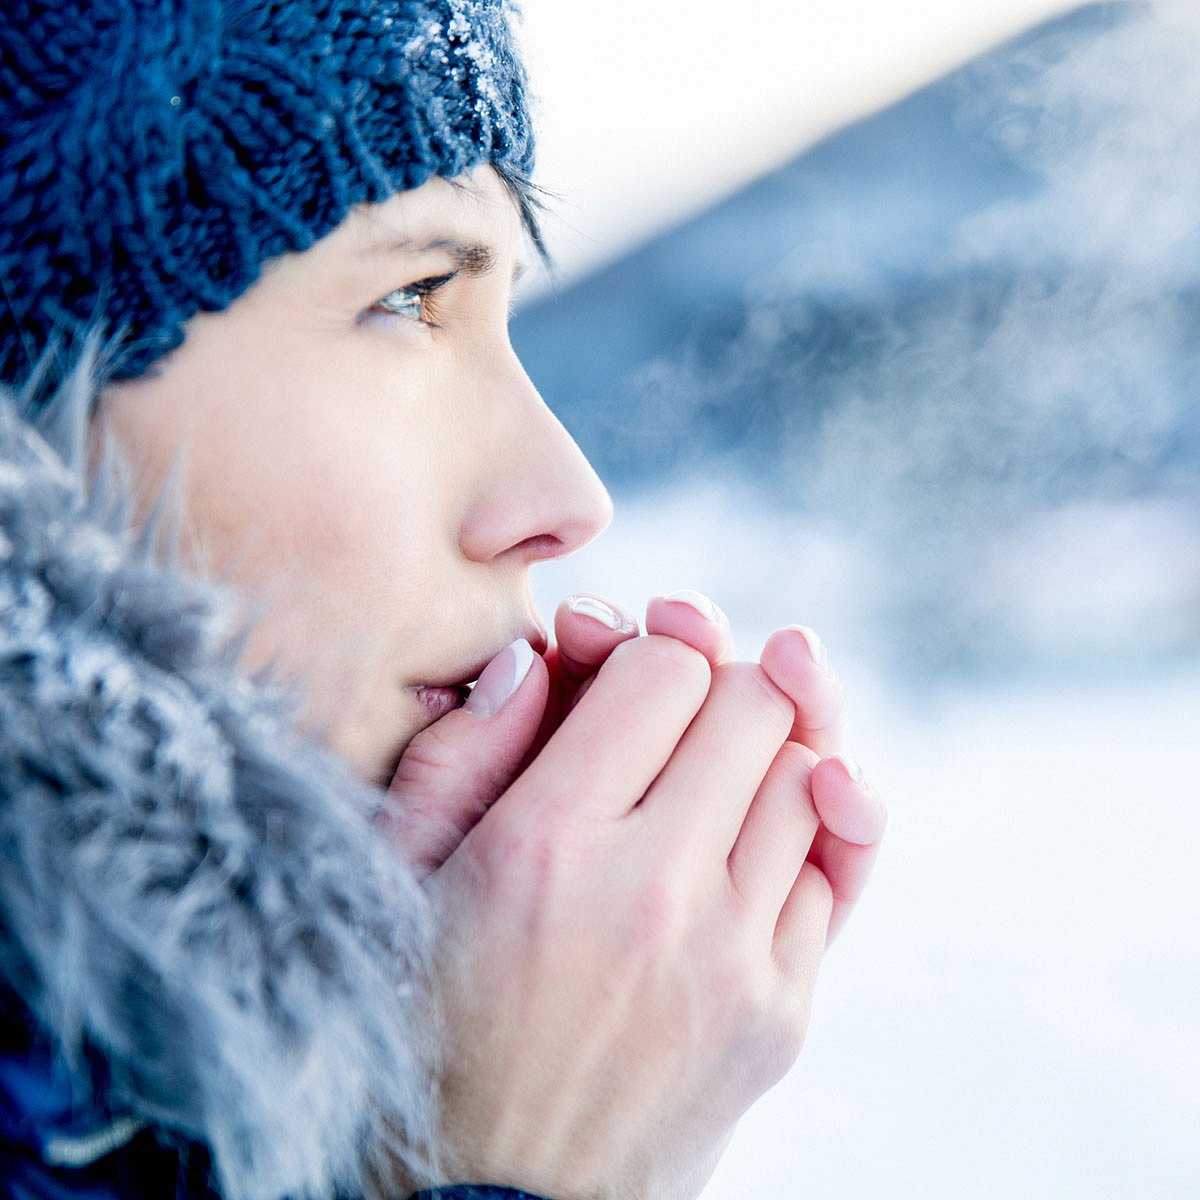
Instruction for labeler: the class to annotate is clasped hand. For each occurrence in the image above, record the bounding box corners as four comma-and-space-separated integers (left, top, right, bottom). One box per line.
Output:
383, 594, 886, 1200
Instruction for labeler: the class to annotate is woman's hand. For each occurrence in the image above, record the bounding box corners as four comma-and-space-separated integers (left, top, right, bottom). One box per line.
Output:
382, 595, 885, 1199
386, 593, 883, 936
421, 632, 817, 1200
406, 620, 883, 1200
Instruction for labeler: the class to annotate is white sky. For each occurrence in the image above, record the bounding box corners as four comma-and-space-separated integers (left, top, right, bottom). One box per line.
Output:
517, 0, 1082, 288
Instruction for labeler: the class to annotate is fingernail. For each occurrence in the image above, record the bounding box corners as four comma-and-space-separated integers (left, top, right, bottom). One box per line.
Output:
568, 594, 626, 632
464, 638, 535, 718
663, 589, 721, 623
829, 753, 868, 789
789, 625, 830, 674
823, 755, 887, 843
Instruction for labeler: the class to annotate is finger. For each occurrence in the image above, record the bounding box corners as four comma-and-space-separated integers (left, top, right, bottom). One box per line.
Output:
642, 661, 794, 857
758, 626, 844, 756
510, 634, 712, 822
806, 828, 882, 943
644, 590, 734, 666
383, 639, 549, 878
809, 755, 886, 942
535, 596, 641, 753
554, 593, 640, 682
773, 862, 833, 987
727, 741, 821, 922
811, 754, 887, 846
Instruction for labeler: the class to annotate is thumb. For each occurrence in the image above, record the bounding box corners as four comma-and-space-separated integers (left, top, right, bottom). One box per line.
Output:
383, 638, 549, 879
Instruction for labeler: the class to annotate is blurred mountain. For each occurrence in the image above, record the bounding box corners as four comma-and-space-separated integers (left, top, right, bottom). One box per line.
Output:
515, 27, 1038, 482
514, 2, 1200, 675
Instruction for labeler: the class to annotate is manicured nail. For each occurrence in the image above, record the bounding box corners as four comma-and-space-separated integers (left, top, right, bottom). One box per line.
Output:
829, 753, 868, 789
822, 755, 886, 843
465, 638, 535, 718
568, 594, 626, 632
789, 624, 830, 674
663, 589, 721, 623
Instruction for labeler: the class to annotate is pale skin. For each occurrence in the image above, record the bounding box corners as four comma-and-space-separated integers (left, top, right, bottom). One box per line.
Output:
97, 167, 886, 1200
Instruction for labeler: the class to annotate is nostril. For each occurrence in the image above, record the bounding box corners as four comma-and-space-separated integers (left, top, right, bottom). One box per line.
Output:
514, 532, 569, 562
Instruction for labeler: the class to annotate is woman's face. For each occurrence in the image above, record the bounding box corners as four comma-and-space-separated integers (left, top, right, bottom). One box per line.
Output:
98, 167, 612, 783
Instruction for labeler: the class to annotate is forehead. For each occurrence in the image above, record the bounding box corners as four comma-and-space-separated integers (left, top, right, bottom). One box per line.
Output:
347, 168, 523, 261
250, 167, 526, 296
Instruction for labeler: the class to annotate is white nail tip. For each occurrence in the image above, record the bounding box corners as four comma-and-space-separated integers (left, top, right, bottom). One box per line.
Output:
663, 589, 720, 622
788, 624, 830, 672
568, 595, 625, 631
509, 636, 536, 683
465, 638, 535, 717
829, 753, 866, 786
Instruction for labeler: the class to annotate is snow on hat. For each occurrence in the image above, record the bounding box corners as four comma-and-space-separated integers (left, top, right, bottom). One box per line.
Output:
0, 0, 534, 395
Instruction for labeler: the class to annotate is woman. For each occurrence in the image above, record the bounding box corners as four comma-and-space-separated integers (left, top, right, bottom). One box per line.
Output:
0, 2, 886, 1198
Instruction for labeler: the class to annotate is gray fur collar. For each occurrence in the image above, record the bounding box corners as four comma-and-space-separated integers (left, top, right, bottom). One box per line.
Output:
0, 354, 437, 1199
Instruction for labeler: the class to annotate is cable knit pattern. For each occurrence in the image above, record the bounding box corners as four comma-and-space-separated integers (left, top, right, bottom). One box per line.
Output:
0, 0, 533, 394
0, 348, 440, 1200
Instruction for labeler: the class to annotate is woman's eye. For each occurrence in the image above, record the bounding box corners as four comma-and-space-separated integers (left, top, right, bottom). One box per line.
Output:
375, 287, 425, 322
370, 271, 457, 326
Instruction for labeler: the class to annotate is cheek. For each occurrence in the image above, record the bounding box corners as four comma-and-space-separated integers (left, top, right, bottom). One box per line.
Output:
101, 326, 474, 764
222, 416, 466, 770
196, 414, 450, 617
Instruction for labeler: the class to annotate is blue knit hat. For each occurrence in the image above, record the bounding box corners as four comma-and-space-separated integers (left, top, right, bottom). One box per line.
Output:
0, 0, 534, 395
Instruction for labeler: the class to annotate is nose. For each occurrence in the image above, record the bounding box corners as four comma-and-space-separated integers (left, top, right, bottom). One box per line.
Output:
458, 352, 613, 565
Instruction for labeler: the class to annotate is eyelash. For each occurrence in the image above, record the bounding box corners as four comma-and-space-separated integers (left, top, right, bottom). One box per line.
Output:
369, 271, 459, 326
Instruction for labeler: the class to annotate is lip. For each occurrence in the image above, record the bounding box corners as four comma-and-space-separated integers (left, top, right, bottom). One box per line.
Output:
411, 624, 548, 701
415, 684, 471, 721
379, 626, 547, 789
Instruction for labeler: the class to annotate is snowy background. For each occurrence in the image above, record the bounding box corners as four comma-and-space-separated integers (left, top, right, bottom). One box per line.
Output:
516, 2, 1200, 1197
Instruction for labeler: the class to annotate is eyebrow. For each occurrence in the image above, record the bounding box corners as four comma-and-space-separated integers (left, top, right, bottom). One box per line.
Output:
363, 235, 524, 283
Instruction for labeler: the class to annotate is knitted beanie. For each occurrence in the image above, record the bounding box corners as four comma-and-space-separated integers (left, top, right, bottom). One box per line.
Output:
0, 0, 534, 396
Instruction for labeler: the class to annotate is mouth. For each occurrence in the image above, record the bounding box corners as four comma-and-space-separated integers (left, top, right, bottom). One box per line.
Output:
374, 625, 549, 788
414, 681, 474, 721
411, 625, 548, 724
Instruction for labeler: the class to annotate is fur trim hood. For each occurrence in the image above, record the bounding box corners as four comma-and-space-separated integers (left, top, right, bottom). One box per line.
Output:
0, 351, 438, 1199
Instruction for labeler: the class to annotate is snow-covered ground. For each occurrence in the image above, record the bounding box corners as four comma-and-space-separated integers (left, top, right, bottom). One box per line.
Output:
532, 480, 1200, 1200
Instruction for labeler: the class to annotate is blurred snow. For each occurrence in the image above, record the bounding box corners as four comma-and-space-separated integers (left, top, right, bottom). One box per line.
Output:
709, 667, 1200, 1199
974, 499, 1200, 665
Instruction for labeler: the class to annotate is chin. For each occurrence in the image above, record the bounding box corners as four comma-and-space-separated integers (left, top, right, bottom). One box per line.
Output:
320, 707, 421, 791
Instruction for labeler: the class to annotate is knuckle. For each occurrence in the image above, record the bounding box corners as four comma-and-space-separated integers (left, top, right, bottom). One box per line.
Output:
742, 982, 810, 1079
477, 811, 568, 891
723, 977, 809, 1095
631, 868, 692, 950
773, 739, 819, 783
387, 725, 461, 800
720, 662, 795, 740
761, 1008, 810, 1076
612, 633, 712, 695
